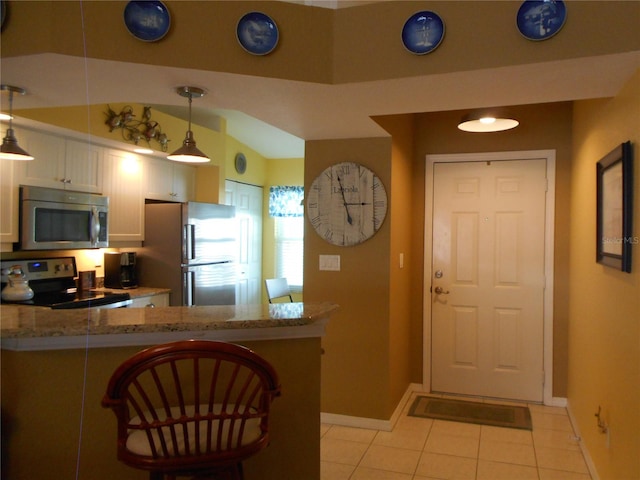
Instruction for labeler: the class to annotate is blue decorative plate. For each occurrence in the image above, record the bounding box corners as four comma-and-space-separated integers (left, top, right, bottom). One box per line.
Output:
516, 0, 566, 41
401, 11, 445, 55
123, 1, 171, 42
237, 12, 279, 55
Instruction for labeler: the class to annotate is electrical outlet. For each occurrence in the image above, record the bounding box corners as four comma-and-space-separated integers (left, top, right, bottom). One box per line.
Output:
319, 255, 340, 271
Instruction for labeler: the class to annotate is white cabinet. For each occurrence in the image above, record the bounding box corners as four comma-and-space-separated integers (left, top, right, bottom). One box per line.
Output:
0, 154, 25, 246
102, 149, 145, 242
145, 157, 195, 202
129, 293, 170, 308
19, 129, 103, 193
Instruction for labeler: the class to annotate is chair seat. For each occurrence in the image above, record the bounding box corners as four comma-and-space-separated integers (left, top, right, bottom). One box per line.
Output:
126, 404, 262, 457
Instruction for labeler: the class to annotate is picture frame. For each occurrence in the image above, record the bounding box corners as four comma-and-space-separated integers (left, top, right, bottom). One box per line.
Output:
596, 141, 633, 272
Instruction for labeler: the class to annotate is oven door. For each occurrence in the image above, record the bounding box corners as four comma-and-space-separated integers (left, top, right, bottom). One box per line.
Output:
20, 199, 109, 250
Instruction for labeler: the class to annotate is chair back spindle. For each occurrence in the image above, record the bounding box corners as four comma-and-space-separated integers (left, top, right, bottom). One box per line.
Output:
103, 340, 280, 479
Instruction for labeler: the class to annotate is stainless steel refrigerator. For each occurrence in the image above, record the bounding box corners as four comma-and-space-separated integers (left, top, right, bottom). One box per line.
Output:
138, 202, 237, 306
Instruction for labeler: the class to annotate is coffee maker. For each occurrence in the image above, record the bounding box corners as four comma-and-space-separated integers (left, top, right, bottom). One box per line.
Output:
104, 252, 138, 289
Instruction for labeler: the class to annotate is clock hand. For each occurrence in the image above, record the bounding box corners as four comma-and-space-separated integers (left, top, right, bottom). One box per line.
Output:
344, 202, 372, 205
336, 175, 353, 225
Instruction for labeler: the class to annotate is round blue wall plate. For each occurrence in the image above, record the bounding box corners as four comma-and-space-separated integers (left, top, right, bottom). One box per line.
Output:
123, 1, 171, 42
237, 11, 279, 55
516, 0, 567, 41
401, 11, 445, 55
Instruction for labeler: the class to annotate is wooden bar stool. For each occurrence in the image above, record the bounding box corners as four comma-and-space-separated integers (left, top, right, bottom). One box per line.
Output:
102, 340, 281, 480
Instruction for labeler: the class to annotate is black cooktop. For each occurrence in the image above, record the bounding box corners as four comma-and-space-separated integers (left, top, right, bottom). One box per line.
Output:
1, 256, 131, 309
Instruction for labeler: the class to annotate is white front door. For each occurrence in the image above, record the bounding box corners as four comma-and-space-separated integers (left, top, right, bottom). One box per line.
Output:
430, 159, 547, 402
225, 181, 263, 305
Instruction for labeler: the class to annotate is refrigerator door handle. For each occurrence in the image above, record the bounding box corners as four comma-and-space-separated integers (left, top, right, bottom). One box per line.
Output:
183, 224, 196, 261
183, 270, 195, 306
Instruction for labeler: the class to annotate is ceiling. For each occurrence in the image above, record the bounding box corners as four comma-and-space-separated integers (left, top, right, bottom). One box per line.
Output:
4, 50, 638, 159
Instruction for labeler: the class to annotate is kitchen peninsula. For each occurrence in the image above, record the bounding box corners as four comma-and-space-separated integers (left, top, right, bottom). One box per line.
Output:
1, 302, 337, 480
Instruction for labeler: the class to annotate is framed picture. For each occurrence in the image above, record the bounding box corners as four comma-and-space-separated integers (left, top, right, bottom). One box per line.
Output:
596, 141, 633, 272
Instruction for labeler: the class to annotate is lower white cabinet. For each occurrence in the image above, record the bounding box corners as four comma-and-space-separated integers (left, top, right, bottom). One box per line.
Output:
129, 293, 170, 308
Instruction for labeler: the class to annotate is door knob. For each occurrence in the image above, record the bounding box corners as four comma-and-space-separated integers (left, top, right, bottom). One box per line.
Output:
434, 286, 450, 295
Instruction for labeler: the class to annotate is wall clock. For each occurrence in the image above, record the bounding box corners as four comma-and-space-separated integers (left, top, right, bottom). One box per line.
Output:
307, 162, 388, 246
234, 152, 247, 174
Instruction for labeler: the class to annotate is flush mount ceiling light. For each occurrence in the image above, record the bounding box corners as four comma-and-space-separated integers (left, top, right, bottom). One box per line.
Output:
0, 85, 34, 161
457, 110, 519, 133
167, 86, 210, 163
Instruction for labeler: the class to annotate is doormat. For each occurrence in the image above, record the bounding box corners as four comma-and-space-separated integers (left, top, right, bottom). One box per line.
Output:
408, 396, 532, 430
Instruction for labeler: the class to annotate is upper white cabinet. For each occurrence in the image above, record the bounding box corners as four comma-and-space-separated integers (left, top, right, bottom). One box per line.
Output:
18, 129, 103, 193
102, 149, 145, 242
145, 157, 195, 202
0, 156, 25, 246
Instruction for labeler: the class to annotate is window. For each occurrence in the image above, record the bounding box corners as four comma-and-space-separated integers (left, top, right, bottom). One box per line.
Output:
269, 186, 304, 292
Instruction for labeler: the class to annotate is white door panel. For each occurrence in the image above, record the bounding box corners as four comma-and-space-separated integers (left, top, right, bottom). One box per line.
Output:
225, 181, 263, 305
431, 159, 546, 402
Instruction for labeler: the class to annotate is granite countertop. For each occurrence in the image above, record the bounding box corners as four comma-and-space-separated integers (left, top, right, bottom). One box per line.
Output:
0, 302, 338, 351
93, 286, 172, 298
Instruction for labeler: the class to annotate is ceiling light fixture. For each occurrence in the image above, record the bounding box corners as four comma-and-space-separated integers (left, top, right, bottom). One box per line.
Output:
0, 85, 34, 161
457, 110, 519, 133
167, 86, 210, 163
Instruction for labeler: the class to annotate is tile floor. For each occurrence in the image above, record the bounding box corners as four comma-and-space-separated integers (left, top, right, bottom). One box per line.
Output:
321, 393, 592, 480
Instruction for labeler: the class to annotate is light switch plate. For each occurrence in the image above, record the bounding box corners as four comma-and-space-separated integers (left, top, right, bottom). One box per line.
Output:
319, 254, 340, 271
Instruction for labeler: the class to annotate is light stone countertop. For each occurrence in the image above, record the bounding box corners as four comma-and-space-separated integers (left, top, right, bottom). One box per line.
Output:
0, 302, 338, 351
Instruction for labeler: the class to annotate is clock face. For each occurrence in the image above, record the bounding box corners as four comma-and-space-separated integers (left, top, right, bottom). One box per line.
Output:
307, 162, 388, 246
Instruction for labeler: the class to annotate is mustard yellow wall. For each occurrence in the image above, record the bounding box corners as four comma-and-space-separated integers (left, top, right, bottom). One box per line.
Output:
225, 136, 268, 188
305, 137, 393, 419
410, 102, 574, 397
569, 70, 640, 480
263, 158, 304, 303
374, 114, 416, 413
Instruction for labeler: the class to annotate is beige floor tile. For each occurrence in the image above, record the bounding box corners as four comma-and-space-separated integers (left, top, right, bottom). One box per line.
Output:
359, 444, 421, 474
538, 467, 593, 480
476, 459, 539, 480
480, 425, 533, 445
321, 437, 370, 465
321, 461, 356, 480
533, 428, 581, 451
321, 423, 332, 437
430, 420, 482, 439
536, 446, 590, 474
415, 452, 477, 479
531, 411, 575, 432
479, 439, 536, 466
373, 426, 429, 451
350, 466, 414, 479
528, 404, 568, 416
395, 414, 434, 433
424, 431, 480, 458
325, 425, 378, 443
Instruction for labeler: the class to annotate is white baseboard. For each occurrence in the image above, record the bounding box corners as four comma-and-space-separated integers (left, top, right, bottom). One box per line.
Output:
547, 396, 568, 407
566, 400, 600, 480
321, 383, 424, 432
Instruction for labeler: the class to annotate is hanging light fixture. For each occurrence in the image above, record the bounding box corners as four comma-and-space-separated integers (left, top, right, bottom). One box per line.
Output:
0, 85, 34, 161
167, 86, 210, 163
457, 109, 519, 133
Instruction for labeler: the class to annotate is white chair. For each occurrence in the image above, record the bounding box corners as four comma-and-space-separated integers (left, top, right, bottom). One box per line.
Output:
265, 278, 293, 303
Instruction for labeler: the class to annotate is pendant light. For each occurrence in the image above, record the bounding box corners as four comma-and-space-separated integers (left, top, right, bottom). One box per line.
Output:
167, 86, 210, 163
0, 85, 34, 161
458, 109, 519, 133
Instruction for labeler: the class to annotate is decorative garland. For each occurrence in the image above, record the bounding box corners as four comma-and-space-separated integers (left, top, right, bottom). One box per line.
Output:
104, 105, 170, 152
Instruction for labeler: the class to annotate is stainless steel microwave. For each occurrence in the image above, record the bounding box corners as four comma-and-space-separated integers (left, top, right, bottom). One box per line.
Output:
18, 185, 109, 250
